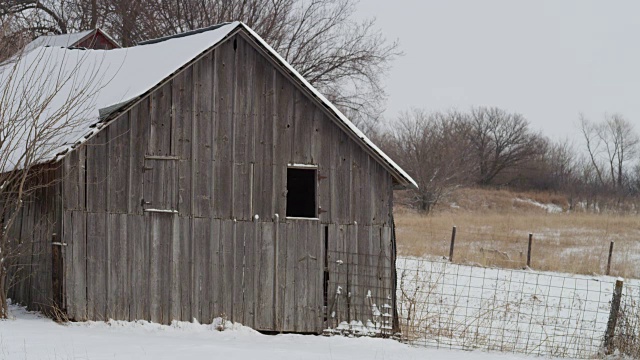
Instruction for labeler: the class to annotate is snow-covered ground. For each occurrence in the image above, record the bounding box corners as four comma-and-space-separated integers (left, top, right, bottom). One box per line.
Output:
395, 258, 622, 358
1, 303, 549, 360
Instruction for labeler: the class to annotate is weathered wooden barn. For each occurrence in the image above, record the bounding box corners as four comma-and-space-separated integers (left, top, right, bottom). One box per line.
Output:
5, 22, 417, 333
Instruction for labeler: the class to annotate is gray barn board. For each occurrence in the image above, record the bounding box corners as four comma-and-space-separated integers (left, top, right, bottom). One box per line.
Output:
5, 24, 416, 334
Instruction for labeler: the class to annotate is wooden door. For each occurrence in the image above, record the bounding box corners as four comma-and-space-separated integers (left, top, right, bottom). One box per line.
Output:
274, 219, 323, 333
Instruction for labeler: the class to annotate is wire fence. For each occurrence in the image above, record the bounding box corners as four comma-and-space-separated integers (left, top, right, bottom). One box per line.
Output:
612, 282, 640, 358
397, 225, 640, 279
323, 252, 640, 359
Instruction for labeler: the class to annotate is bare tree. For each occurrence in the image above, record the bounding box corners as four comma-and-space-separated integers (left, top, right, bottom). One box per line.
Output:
579, 114, 639, 191
2, 0, 400, 130
387, 109, 474, 213
630, 163, 640, 196
0, 40, 105, 317
467, 107, 543, 186
0, 14, 30, 63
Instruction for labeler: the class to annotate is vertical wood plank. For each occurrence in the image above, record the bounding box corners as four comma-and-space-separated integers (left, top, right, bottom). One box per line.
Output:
63, 151, 79, 210
107, 113, 130, 213
273, 72, 294, 167
256, 221, 275, 330
193, 217, 211, 322
252, 46, 274, 219
174, 67, 194, 216
193, 52, 213, 217
148, 82, 173, 156
220, 219, 234, 319
232, 220, 246, 323
129, 100, 149, 215
213, 40, 235, 219
294, 221, 308, 332
107, 213, 128, 320
62, 210, 74, 316
129, 214, 148, 320
292, 93, 313, 165
242, 219, 257, 328
178, 216, 192, 321
234, 36, 256, 165
209, 218, 221, 320
233, 163, 250, 221
86, 212, 106, 320
72, 211, 87, 320
169, 214, 181, 322
86, 134, 107, 213
283, 221, 296, 331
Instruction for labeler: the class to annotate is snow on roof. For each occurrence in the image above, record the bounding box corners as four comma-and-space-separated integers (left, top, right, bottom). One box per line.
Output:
23, 30, 94, 53
0, 22, 417, 189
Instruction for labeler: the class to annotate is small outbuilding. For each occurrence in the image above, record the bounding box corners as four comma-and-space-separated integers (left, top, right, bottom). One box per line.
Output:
23, 28, 121, 52
3, 22, 416, 333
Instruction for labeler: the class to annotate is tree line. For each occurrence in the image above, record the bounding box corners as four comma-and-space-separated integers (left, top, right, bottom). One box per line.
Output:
374, 108, 640, 214
2, 0, 637, 218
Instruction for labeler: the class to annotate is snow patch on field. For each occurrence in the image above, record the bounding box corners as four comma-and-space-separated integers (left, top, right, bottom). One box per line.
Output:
514, 198, 563, 213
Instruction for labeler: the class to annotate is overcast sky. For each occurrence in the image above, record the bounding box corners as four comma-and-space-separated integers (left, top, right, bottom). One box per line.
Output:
357, 0, 640, 139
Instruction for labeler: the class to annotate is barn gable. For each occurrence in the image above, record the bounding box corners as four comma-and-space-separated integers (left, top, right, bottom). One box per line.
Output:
91, 23, 416, 190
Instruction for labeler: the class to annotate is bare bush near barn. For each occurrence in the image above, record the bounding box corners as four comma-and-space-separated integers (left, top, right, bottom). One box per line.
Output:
0, 38, 104, 318
387, 109, 474, 213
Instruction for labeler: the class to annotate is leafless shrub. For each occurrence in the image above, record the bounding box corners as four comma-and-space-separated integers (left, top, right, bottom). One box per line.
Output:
611, 288, 640, 358
0, 43, 107, 318
385, 109, 474, 213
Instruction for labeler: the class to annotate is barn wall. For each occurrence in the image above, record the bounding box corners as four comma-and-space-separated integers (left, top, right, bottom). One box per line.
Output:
6, 165, 62, 313
61, 31, 394, 332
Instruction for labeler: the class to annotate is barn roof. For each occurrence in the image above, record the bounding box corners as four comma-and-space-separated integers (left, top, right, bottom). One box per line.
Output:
0, 22, 417, 189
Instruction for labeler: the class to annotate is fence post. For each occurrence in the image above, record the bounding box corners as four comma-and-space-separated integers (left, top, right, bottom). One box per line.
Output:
526, 233, 533, 268
606, 241, 614, 276
448, 226, 456, 262
603, 278, 624, 355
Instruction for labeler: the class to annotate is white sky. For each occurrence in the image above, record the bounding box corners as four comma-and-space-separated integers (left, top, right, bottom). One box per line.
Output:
357, 0, 640, 139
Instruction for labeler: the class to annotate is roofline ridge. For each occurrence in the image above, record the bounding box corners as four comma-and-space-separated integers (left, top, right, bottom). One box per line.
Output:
137, 22, 238, 46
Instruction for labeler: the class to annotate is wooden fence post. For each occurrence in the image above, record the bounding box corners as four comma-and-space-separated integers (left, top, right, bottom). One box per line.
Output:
606, 241, 614, 276
604, 278, 624, 355
449, 226, 456, 262
526, 233, 533, 268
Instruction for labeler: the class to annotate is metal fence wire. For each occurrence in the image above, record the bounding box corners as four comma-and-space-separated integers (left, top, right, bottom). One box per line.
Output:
322, 252, 640, 359
612, 282, 640, 358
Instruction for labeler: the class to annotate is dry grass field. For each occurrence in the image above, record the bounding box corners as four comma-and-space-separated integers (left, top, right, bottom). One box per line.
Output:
394, 188, 640, 278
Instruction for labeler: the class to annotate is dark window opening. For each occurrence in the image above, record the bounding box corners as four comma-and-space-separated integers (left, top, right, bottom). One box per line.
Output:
286, 167, 317, 218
